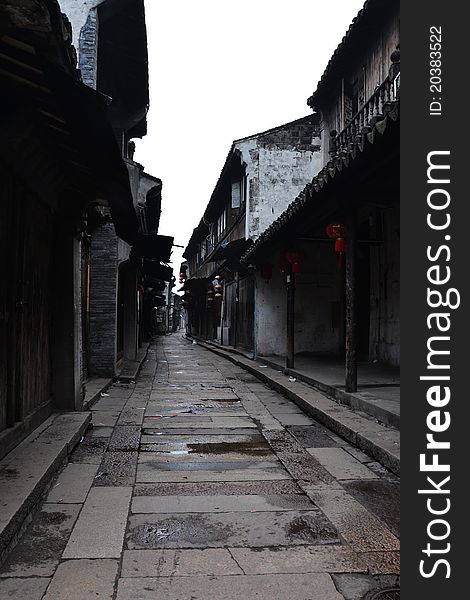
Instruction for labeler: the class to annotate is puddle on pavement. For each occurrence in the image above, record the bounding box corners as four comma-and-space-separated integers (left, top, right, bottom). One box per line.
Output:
187, 441, 272, 455
286, 514, 336, 543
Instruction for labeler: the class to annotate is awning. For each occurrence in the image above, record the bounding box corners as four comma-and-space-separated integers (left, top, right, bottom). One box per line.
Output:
209, 238, 252, 262
142, 261, 173, 282
181, 278, 210, 291
132, 235, 174, 262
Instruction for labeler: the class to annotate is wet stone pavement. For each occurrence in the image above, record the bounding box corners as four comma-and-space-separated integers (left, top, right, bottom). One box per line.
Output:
0, 335, 400, 599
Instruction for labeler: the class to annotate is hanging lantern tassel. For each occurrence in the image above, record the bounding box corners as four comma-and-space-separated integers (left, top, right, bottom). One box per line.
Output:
326, 224, 346, 267
261, 263, 273, 281
278, 256, 289, 274
285, 251, 305, 274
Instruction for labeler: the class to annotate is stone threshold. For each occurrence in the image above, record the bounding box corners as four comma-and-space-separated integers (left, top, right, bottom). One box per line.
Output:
0, 411, 91, 565
188, 338, 400, 477
189, 336, 399, 430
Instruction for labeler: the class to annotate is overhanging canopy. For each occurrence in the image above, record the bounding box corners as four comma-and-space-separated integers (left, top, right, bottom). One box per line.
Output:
209, 238, 252, 262
132, 235, 174, 262
142, 261, 173, 282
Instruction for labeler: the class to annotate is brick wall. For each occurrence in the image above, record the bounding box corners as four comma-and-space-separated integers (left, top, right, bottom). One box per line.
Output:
78, 10, 98, 88
89, 220, 118, 376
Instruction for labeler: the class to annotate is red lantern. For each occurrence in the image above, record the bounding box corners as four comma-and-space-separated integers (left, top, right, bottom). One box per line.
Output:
285, 251, 305, 274
326, 224, 346, 266
335, 238, 346, 253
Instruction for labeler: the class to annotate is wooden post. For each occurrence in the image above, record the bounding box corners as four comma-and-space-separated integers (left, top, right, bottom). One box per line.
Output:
339, 258, 346, 354
233, 271, 239, 349
286, 271, 295, 369
345, 209, 357, 392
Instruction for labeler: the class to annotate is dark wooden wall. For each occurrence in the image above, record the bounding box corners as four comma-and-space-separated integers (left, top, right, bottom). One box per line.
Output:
0, 165, 54, 457
237, 276, 254, 351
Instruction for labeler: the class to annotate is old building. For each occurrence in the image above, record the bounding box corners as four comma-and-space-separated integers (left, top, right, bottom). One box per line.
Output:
183, 115, 322, 352
59, 0, 174, 380
0, 0, 141, 457
0, 0, 174, 458
241, 0, 400, 395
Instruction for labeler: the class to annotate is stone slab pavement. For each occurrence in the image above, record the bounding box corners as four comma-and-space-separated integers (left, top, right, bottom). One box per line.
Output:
0, 336, 400, 598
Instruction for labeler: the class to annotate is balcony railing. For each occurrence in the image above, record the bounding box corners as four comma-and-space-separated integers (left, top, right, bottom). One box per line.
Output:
329, 50, 400, 158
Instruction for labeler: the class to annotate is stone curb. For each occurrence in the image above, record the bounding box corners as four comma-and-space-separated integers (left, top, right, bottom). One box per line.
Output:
190, 339, 400, 476
115, 342, 152, 384
189, 337, 399, 430
82, 378, 114, 411
0, 412, 91, 565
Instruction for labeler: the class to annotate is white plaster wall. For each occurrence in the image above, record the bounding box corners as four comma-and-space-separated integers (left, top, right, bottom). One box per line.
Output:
232, 125, 323, 243
229, 139, 258, 242
255, 262, 286, 357
125, 159, 142, 208
251, 145, 321, 239
255, 243, 340, 358
58, 0, 105, 48
137, 174, 160, 207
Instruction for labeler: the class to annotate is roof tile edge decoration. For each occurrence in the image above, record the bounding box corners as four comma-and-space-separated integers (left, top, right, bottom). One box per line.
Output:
240, 101, 399, 263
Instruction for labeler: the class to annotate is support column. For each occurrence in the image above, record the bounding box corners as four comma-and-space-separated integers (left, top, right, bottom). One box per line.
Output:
252, 274, 258, 360
339, 257, 346, 354
286, 271, 295, 369
52, 231, 83, 411
345, 208, 357, 392
233, 272, 239, 349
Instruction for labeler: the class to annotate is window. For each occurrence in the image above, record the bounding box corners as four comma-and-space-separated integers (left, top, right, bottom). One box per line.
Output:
231, 181, 241, 208
217, 208, 227, 238
231, 179, 246, 209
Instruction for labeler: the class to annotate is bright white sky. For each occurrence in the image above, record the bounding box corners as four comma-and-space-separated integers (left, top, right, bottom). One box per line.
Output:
134, 0, 366, 277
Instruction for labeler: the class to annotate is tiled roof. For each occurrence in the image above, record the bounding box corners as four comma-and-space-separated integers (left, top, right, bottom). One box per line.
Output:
307, 0, 397, 108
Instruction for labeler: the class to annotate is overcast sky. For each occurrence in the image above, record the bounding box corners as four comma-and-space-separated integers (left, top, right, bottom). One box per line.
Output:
134, 0, 366, 278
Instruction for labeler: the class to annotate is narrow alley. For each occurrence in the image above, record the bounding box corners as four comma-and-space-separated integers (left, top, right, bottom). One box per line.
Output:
0, 335, 399, 600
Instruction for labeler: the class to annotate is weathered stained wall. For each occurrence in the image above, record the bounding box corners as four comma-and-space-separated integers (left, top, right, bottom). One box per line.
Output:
255, 145, 322, 238
369, 205, 400, 366
255, 244, 340, 358
255, 257, 286, 357
238, 117, 322, 241
58, 1, 105, 49
293, 242, 340, 355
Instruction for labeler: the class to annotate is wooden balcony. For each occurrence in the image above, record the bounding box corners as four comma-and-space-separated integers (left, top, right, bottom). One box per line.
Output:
329, 50, 400, 158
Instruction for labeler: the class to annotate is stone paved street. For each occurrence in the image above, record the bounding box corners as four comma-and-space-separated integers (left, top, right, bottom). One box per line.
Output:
0, 335, 400, 599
